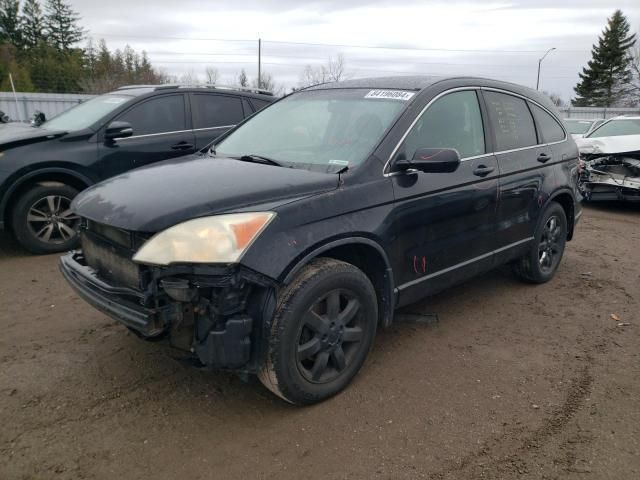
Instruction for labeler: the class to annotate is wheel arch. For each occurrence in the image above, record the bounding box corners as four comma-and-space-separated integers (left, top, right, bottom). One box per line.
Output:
547, 188, 577, 241
282, 237, 396, 328
1, 167, 93, 231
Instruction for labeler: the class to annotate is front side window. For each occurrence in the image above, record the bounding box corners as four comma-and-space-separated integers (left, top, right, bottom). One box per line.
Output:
117, 94, 186, 136
214, 88, 408, 172
192, 94, 244, 129
587, 119, 640, 138
42, 94, 132, 131
531, 104, 565, 143
484, 91, 537, 151
399, 90, 486, 160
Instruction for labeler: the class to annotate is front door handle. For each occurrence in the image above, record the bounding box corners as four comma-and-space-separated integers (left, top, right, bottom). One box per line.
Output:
171, 141, 194, 150
473, 165, 495, 177
537, 153, 551, 163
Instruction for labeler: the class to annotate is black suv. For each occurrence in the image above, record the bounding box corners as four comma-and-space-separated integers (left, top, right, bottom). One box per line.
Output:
0, 84, 274, 253
60, 76, 581, 405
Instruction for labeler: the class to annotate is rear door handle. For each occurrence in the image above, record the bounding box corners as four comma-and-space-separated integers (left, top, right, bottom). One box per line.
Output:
171, 141, 194, 150
473, 165, 495, 177
537, 153, 551, 163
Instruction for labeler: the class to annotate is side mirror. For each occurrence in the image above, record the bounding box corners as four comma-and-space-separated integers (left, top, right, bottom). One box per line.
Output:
396, 148, 461, 173
31, 111, 46, 126
105, 121, 133, 140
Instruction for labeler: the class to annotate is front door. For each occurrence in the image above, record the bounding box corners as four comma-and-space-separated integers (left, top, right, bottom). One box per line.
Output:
386, 89, 499, 307
97, 93, 196, 179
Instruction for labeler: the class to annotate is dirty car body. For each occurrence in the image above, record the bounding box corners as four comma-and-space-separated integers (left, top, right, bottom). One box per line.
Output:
60, 76, 581, 404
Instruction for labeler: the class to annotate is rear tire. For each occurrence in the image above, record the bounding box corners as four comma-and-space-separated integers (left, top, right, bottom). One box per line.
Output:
11, 184, 81, 254
258, 258, 377, 405
512, 202, 567, 284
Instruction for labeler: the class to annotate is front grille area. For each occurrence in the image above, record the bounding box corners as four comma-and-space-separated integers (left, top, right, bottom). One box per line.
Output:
81, 227, 141, 290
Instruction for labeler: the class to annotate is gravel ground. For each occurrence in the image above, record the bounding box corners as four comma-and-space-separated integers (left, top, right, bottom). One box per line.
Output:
0, 203, 639, 480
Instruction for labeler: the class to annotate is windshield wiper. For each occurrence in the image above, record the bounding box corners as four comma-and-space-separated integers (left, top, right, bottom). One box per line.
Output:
239, 154, 286, 167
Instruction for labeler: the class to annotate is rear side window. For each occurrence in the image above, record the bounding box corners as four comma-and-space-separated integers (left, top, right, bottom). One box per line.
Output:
191, 94, 244, 129
531, 104, 565, 143
117, 94, 186, 136
484, 92, 537, 151
400, 90, 486, 160
250, 98, 271, 112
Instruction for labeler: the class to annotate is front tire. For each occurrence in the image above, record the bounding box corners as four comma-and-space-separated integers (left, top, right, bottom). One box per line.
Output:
259, 258, 378, 405
11, 184, 81, 254
513, 201, 567, 284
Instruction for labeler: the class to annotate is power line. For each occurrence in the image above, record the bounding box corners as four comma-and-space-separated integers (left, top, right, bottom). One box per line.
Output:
91, 32, 590, 54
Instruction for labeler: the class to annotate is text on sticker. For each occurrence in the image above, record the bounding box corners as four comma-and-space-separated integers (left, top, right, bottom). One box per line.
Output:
365, 90, 415, 101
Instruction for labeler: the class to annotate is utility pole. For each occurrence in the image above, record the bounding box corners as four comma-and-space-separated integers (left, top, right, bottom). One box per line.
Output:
536, 47, 556, 90
258, 38, 262, 89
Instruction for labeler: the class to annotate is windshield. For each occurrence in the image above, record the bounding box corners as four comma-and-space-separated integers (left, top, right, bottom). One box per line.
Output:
587, 119, 640, 138
214, 88, 410, 172
564, 119, 593, 135
41, 94, 132, 131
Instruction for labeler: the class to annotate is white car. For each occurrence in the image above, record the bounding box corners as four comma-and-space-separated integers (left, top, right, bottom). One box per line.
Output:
576, 116, 640, 203
563, 118, 605, 140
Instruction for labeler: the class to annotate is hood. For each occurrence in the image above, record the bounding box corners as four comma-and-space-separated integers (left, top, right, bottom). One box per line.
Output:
0, 122, 65, 147
73, 155, 339, 232
576, 134, 640, 156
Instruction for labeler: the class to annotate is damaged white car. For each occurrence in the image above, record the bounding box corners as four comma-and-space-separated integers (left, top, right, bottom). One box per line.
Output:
575, 116, 640, 202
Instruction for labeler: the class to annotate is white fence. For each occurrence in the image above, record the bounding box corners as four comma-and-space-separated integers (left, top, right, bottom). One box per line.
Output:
559, 106, 640, 120
0, 92, 96, 122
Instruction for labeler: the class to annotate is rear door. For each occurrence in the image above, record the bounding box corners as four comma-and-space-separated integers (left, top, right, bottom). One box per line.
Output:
189, 93, 246, 149
386, 89, 499, 306
97, 93, 195, 178
481, 89, 555, 251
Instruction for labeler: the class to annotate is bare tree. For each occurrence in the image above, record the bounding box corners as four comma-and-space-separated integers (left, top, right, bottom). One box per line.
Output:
299, 54, 348, 88
542, 91, 565, 107
251, 71, 284, 96
204, 66, 218, 84
179, 69, 198, 84
237, 68, 248, 87
631, 38, 640, 104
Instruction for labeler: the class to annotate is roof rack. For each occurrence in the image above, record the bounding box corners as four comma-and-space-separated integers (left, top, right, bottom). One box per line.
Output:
116, 83, 274, 96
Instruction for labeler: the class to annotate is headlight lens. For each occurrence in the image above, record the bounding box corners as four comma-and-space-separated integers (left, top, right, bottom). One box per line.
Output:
132, 212, 275, 266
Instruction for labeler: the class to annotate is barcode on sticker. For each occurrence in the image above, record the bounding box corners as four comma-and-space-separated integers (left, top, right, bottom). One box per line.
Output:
365, 90, 415, 101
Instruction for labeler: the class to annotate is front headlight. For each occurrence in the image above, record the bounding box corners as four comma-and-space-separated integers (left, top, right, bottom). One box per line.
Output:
132, 212, 275, 266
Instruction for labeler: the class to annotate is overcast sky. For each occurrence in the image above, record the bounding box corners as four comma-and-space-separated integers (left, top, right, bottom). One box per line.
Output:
69, 0, 640, 101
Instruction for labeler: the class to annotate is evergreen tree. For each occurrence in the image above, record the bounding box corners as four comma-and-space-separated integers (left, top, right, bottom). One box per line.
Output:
44, 0, 83, 51
573, 10, 636, 106
21, 0, 45, 49
0, 0, 22, 47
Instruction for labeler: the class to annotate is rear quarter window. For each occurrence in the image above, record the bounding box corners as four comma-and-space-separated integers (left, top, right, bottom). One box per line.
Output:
250, 98, 272, 112
531, 104, 565, 143
484, 91, 537, 151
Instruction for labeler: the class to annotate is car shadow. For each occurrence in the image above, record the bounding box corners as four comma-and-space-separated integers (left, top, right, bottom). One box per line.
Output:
582, 200, 640, 215
0, 231, 29, 258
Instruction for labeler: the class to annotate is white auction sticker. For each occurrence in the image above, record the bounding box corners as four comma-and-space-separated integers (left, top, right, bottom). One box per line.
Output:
365, 90, 415, 101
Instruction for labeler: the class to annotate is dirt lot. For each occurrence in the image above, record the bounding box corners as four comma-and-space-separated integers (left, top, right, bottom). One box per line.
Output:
0, 203, 639, 480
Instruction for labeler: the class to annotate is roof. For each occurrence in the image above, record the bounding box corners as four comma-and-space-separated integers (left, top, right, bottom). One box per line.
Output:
305, 75, 444, 91
304, 75, 561, 115
113, 84, 274, 98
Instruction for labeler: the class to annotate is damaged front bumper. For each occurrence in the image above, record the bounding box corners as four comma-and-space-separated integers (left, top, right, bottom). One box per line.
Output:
60, 250, 275, 371
579, 155, 640, 202
577, 135, 640, 202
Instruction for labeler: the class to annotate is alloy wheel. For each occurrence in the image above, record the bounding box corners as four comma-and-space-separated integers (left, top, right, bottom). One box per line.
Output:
26, 195, 80, 244
538, 215, 563, 273
296, 289, 365, 384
